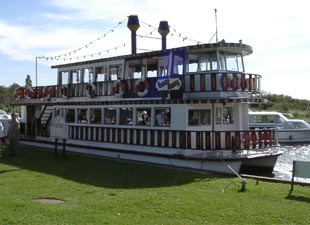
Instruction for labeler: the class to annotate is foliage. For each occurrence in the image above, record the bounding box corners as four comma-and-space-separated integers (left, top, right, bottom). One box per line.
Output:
251, 93, 310, 121
25, 74, 32, 88
0, 83, 21, 113
0, 146, 309, 225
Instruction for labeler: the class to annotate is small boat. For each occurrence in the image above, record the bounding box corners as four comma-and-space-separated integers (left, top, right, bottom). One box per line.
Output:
12, 15, 282, 174
249, 111, 310, 143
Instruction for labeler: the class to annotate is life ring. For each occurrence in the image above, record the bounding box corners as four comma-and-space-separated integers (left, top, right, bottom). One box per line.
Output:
42, 86, 51, 100
85, 83, 96, 98
135, 78, 149, 97
14, 87, 24, 100
24, 87, 33, 99
112, 80, 125, 97
221, 74, 228, 91
61, 85, 69, 98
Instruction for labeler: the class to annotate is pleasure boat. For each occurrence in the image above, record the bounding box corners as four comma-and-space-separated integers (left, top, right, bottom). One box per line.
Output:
12, 15, 282, 174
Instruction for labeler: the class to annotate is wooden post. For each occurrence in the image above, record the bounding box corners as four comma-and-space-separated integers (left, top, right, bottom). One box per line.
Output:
54, 138, 58, 156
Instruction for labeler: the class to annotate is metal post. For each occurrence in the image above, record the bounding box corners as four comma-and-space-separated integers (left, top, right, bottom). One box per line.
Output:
35, 56, 42, 87
35, 57, 38, 86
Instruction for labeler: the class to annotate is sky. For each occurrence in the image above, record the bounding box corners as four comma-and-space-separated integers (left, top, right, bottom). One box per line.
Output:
0, 0, 309, 99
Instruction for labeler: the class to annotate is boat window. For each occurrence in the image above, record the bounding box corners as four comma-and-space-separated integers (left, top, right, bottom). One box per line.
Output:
188, 109, 211, 126
159, 66, 168, 76
147, 70, 157, 77
136, 108, 151, 126
104, 108, 116, 125
66, 108, 75, 123
78, 108, 88, 123
127, 60, 142, 79
145, 57, 158, 78
82, 68, 90, 83
90, 108, 102, 124
120, 107, 133, 125
60, 71, 69, 85
226, 54, 243, 72
158, 57, 169, 76
251, 115, 285, 124
284, 121, 308, 129
209, 57, 218, 70
187, 55, 198, 72
219, 54, 226, 70
274, 115, 285, 124
187, 54, 218, 72
55, 108, 64, 117
223, 107, 234, 124
131, 66, 142, 79
252, 115, 275, 123
88, 68, 94, 82
155, 108, 171, 127
215, 107, 222, 124
72, 70, 80, 84
173, 55, 184, 75
96, 66, 108, 82
110, 65, 122, 81
216, 106, 234, 124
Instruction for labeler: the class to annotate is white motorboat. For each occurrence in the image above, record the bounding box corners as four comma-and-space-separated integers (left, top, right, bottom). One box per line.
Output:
249, 111, 310, 143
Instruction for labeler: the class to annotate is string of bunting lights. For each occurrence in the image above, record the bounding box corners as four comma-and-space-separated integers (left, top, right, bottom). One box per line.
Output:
39, 17, 204, 62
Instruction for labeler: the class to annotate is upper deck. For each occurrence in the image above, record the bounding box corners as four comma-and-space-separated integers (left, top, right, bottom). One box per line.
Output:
13, 41, 264, 106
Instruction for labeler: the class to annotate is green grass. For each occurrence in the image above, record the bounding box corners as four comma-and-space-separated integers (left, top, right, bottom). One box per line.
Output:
0, 144, 309, 225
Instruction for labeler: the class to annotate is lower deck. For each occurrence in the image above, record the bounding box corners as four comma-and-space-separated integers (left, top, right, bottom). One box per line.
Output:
18, 101, 278, 153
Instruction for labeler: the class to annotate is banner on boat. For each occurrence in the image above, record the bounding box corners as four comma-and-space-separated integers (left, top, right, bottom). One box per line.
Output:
156, 78, 181, 91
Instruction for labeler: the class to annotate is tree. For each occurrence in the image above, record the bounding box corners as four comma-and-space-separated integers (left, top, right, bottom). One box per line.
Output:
25, 74, 32, 88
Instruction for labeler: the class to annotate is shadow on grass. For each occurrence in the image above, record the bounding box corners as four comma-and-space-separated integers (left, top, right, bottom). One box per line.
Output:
0, 145, 226, 189
286, 194, 310, 203
0, 168, 23, 174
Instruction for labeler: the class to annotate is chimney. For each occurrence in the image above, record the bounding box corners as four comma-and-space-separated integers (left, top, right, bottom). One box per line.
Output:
127, 15, 140, 54
158, 21, 170, 51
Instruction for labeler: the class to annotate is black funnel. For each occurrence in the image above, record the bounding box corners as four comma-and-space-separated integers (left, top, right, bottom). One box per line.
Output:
158, 21, 170, 51
127, 15, 140, 54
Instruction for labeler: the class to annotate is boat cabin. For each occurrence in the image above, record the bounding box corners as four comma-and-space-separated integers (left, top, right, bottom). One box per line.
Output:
249, 112, 289, 129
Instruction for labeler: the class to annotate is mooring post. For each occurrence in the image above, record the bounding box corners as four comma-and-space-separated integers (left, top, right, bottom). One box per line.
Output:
54, 138, 58, 156
62, 139, 66, 156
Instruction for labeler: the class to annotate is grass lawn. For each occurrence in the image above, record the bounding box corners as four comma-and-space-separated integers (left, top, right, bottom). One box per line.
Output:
0, 144, 309, 225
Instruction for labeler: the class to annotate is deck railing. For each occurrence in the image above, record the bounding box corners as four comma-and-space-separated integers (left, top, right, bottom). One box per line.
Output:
60, 125, 277, 151
14, 72, 261, 101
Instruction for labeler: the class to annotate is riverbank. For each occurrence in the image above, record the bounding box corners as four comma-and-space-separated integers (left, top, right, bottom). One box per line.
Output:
0, 145, 309, 224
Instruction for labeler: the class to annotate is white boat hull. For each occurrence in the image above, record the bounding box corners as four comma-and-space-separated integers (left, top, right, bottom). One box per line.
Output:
20, 139, 280, 175
278, 130, 310, 143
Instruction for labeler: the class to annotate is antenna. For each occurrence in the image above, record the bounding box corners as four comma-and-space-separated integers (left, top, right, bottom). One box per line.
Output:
215, 9, 218, 43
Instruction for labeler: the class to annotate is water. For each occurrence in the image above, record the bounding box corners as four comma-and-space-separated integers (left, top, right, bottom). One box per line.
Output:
273, 144, 310, 181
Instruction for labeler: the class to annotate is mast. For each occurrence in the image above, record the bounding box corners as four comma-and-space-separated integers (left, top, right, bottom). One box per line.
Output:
215, 9, 218, 43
